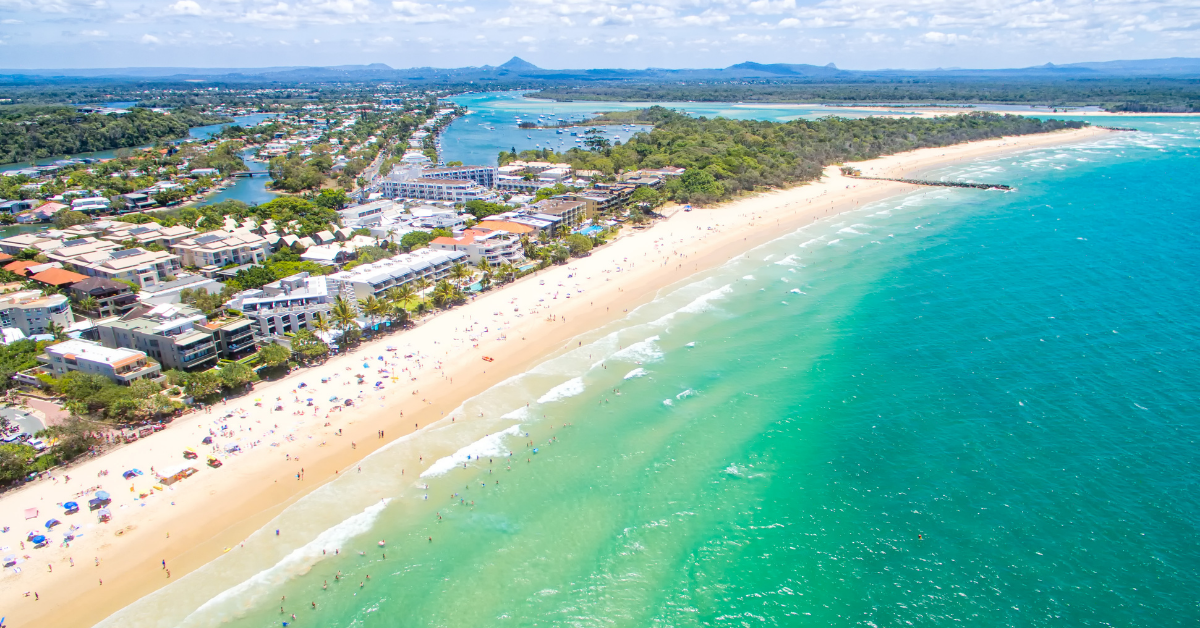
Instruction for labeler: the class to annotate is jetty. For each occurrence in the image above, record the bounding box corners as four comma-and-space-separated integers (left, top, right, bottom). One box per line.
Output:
849, 175, 1012, 191
230, 170, 269, 178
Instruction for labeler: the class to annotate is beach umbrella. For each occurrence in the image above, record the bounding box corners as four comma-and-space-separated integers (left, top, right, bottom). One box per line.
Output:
329, 396, 338, 402
26, 530, 39, 540
3, 555, 16, 567
363, 362, 369, 368
44, 519, 60, 529
95, 491, 110, 501
62, 502, 78, 512
30, 535, 46, 545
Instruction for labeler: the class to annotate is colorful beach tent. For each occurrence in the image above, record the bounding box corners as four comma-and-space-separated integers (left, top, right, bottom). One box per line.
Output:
95, 491, 110, 501
45, 519, 60, 529
30, 535, 46, 545
63, 502, 78, 512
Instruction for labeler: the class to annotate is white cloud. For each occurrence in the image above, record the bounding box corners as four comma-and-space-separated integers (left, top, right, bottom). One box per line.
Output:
80, 29, 108, 36
916, 30, 976, 44
518, 35, 536, 43
139, 33, 161, 44
168, 0, 203, 16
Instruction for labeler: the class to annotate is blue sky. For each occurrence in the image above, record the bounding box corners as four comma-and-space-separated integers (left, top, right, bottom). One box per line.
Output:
0, 0, 1193, 70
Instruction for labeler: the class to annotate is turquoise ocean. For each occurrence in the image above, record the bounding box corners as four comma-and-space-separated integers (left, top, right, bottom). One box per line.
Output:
97, 116, 1199, 627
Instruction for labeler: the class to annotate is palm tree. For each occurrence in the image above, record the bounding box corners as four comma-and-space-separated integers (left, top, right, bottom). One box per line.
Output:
414, 277, 432, 310
432, 280, 456, 309
362, 295, 387, 331
310, 312, 330, 334
477, 258, 491, 274
78, 295, 99, 316
501, 262, 518, 284
449, 262, 471, 287
387, 284, 416, 310
45, 321, 67, 341
479, 271, 492, 291
388, 302, 410, 326
331, 295, 358, 331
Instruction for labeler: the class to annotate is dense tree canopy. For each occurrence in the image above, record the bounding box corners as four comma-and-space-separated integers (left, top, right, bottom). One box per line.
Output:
0, 106, 229, 165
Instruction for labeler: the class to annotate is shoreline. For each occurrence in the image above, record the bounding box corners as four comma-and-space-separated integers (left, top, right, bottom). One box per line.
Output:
1, 125, 1109, 628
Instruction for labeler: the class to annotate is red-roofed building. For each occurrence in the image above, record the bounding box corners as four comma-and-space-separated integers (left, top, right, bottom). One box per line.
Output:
30, 267, 87, 287
429, 229, 524, 266
3, 260, 40, 277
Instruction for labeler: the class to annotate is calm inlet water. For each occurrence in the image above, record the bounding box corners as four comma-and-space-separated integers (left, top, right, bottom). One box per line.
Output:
441, 91, 888, 165
98, 117, 1198, 627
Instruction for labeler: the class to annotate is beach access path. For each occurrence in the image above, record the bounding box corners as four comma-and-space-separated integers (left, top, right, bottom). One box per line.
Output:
0, 125, 1109, 628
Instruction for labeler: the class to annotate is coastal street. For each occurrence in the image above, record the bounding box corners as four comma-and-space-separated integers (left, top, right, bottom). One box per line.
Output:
0, 126, 1108, 628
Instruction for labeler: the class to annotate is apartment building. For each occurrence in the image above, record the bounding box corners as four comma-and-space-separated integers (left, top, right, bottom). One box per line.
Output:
385, 177, 496, 203
96, 304, 220, 371
531, 199, 587, 230
228, 272, 333, 339
422, 165, 497, 188
0, 291, 72, 336
326, 248, 467, 302
33, 339, 161, 385
171, 229, 271, 270
430, 229, 525, 266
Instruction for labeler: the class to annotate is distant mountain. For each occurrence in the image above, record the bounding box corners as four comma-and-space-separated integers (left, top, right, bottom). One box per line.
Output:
498, 57, 541, 72
1041, 57, 1200, 75
2, 57, 1199, 84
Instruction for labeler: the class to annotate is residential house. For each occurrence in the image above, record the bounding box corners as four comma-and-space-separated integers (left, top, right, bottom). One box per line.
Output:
67, 277, 138, 318
29, 267, 87, 289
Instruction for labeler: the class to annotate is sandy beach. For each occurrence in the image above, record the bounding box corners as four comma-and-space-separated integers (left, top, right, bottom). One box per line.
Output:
0, 125, 1108, 627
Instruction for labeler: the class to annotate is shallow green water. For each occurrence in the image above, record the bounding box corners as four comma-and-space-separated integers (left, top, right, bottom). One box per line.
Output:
99, 117, 1200, 627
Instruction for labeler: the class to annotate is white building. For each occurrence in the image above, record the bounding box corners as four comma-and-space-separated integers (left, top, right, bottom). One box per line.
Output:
430, 229, 525, 266
31, 339, 161, 386
228, 272, 334, 339
0, 291, 72, 336
326, 248, 467, 301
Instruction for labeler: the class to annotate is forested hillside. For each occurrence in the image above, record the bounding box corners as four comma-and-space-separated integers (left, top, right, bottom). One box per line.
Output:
502, 107, 1087, 205
0, 106, 228, 164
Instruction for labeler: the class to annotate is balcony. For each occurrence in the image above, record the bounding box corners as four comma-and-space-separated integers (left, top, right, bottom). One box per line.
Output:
113, 362, 163, 384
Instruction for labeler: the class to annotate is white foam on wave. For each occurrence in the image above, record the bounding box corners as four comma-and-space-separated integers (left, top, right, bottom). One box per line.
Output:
827, 239, 842, 246
676, 389, 696, 400
799, 238, 821, 248
774, 254, 801, 266
537, 377, 586, 404
742, 274, 755, 280
421, 425, 522, 478
838, 227, 864, 235
611, 335, 663, 363
674, 284, 734, 316
174, 499, 391, 627
624, 368, 647, 380
662, 399, 674, 406
789, 288, 805, 294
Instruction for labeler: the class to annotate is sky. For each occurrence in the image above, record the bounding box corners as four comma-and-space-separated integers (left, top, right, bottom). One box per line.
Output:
0, 0, 1195, 70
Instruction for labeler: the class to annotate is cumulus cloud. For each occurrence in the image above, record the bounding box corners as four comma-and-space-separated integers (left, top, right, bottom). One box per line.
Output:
80, 29, 108, 36
139, 33, 161, 44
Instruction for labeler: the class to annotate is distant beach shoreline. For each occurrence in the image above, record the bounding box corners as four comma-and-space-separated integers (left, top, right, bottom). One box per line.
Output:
2, 125, 1108, 628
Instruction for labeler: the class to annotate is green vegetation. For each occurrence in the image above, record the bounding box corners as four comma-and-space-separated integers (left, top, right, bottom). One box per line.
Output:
517, 106, 1087, 204
0, 106, 230, 165
463, 199, 510, 220
188, 141, 247, 175
0, 339, 48, 392
531, 80, 1200, 113
52, 371, 179, 423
